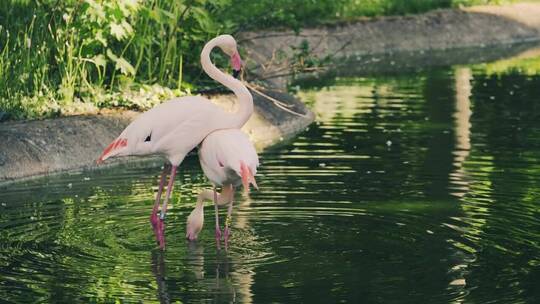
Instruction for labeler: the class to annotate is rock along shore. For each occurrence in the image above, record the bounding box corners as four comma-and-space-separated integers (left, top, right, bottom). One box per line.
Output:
0, 89, 313, 183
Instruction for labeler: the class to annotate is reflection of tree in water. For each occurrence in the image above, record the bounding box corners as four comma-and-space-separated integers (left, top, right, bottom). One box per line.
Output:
280, 66, 539, 301
252, 70, 477, 302
295, 71, 462, 202
450, 67, 472, 199
0, 164, 159, 301
420, 69, 456, 199
0, 154, 263, 302
459, 71, 540, 302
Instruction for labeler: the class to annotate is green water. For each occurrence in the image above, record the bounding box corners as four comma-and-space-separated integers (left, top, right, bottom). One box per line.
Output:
2, 48, 540, 303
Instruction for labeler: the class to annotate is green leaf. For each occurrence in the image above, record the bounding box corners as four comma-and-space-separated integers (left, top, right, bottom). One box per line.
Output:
106, 49, 135, 76
95, 30, 107, 46
110, 22, 126, 40
120, 20, 133, 36
93, 54, 106, 68
85, 0, 106, 21
116, 57, 135, 76
191, 7, 216, 32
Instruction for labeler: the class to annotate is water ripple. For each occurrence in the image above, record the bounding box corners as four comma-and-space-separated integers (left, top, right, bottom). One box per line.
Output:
2, 62, 540, 302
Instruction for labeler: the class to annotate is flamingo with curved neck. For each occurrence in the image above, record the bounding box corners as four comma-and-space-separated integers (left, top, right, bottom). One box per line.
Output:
200, 38, 253, 128
187, 128, 259, 248
96, 35, 253, 249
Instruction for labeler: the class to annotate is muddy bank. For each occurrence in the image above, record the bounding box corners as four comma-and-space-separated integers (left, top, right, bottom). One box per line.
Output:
241, 3, 540, 88
0, 89, 313, 183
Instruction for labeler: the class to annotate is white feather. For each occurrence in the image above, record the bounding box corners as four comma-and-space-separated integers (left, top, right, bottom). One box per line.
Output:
199, 129, 259, 187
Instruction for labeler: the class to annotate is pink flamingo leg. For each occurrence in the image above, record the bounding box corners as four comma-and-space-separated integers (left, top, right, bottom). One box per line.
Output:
213, 187, 222, 249
223, 204, 233, 249
151, 164, 169, 231
223, 186, 234, 249
157, 165, 177, 249
159, 165, 178, 221
156, 218, 166, 249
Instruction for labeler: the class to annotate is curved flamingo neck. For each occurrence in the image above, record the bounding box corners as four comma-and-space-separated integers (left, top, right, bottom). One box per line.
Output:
201, 38, 253, 128
197, 187, 232, 208
196, 190, 212, 210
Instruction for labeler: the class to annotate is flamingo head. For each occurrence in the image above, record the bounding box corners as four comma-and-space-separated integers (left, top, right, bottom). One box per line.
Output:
186, 205, 204, 241
96, 137, 128, 164
96, 128, 154, 164
239, 161, 258, 193
216, 34, 242, 76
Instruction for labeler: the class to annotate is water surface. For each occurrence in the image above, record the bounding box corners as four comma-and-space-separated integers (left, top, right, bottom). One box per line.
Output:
1, 47, 540, 303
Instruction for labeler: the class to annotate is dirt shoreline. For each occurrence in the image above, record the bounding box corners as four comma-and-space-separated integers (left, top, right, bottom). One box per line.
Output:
0, 89, 313, 183
241, 3, 540, 88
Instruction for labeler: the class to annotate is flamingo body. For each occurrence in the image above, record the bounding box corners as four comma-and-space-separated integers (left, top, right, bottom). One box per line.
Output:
199, 129, 259, 189
99, 97, 236, 166
186, 129, 259, 243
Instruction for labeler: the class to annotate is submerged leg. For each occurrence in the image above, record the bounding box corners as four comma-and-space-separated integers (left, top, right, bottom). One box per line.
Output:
213, 187, 221, 249
159, 165, 178, 221
151, 164, 169, 231
151, 164, 169, 247
224, 185, 234, 249
157, 165, 177, 249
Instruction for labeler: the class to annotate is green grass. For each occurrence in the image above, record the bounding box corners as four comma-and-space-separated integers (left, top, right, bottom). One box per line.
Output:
0, 0, 520, 120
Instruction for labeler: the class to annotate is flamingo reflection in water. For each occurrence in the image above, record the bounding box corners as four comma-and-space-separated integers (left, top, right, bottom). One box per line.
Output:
151, 242, 256, 303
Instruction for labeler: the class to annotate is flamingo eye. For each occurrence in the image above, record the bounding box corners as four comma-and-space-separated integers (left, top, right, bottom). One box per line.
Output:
144, 133, 151, 142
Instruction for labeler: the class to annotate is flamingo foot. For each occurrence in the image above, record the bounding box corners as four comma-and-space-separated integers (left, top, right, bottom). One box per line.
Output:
215, 227, 222, 250
150, 212, 159, 228
150, 212, 160, 243
223, 227, 231, 249
153, 218, 166, 249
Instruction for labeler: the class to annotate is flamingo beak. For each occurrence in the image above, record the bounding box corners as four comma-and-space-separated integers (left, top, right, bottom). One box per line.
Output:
96, 138, 128, 164
240, 162, 258, 193
231, 51, 242, 76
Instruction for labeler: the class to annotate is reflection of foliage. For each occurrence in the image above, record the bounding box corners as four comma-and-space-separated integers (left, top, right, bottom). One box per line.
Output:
2, 62, 540, 301
0, 162, 248, 302
462, 70, 540, 302
472, 53, 540, 76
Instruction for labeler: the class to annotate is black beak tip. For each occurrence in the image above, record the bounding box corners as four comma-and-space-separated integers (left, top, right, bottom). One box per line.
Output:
233, 69, 240, 79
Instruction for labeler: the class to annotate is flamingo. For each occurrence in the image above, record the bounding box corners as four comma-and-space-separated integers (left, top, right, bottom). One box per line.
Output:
96, 35, 253, 248
186, 128, 259, 248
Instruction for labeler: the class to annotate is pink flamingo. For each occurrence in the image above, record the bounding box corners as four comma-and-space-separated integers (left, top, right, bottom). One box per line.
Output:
186, 129, 259, 248
96, 35, 253, 248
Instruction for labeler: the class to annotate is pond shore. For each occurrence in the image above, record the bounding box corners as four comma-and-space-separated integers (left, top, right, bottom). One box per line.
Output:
0, 89, 313, 183
241, 3, 540, 88
3, 2, 540, 182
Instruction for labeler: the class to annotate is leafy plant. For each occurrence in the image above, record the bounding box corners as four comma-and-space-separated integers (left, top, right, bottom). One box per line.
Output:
0, 0, 521, 120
